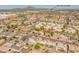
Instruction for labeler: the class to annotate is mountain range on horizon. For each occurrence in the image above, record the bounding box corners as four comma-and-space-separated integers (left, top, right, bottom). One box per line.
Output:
0, 5, 79, 9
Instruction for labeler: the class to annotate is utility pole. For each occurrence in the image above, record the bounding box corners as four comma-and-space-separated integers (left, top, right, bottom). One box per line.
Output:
67, 44, 69, 53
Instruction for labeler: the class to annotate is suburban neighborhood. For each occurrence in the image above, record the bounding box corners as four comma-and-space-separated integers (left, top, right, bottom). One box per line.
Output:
0, 6, 79, 53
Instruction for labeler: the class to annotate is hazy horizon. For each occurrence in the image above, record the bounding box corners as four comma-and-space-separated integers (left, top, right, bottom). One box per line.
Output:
0, 5, 79, 9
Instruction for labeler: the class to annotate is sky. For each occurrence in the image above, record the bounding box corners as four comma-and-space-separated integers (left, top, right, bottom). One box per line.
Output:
0, 5, 79, 9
